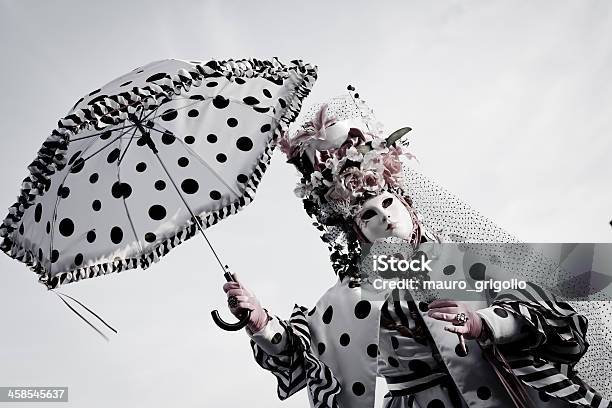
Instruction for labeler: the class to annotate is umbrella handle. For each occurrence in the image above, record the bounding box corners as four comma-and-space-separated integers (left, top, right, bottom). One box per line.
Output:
211, 308, 251, 331
211, 270, 251, 331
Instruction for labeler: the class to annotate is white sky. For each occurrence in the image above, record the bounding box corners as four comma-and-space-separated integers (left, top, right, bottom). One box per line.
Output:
0, 1, 611, 407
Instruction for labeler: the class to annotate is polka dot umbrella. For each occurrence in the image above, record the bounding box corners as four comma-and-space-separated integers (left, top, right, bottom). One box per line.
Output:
0, 58, 317, 334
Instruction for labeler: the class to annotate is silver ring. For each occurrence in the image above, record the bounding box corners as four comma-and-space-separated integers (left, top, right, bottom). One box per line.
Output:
454, 312, 469, 325
227, 295, 238, 308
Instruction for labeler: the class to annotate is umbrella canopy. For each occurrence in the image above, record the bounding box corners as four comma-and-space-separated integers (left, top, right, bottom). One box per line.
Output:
0, 58, 317, 290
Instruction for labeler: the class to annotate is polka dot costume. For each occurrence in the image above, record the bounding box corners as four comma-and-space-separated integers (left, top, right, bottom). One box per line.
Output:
248, 240, 609, 407
0, 58, 317, 288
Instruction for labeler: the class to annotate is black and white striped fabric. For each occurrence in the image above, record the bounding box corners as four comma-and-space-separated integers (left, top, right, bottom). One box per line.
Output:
0, 58, 317, 289
250, 304, 341, 408
491, 283, 612, 407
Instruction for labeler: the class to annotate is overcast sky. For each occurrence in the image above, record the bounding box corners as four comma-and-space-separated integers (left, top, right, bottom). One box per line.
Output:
1, 1, 611, 407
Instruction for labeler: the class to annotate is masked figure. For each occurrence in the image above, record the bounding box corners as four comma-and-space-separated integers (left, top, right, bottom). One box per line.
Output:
223, 91, 611, 408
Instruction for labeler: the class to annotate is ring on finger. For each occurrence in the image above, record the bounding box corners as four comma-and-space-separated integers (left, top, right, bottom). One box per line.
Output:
227, 295, 239, 308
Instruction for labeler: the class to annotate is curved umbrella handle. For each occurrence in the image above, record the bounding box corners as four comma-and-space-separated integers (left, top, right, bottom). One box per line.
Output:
211, 308, 251, 331
211, 269, 251, 331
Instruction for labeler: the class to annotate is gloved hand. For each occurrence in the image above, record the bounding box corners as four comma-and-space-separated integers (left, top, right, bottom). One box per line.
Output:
426, 299, 484, 340
222, 272, 269, 333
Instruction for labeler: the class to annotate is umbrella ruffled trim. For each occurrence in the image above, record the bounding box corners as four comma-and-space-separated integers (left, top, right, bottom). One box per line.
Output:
0, 57, 318, 289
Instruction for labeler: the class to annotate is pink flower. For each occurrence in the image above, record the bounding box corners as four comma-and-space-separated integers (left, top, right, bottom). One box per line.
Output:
341, 167, 364, 194
362, 168, 385, 193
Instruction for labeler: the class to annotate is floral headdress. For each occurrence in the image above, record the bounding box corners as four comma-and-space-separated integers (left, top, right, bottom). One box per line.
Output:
279, 87, 418, 280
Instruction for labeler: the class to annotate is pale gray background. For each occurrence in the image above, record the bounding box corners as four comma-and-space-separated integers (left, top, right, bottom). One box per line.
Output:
1, 1, 611, 407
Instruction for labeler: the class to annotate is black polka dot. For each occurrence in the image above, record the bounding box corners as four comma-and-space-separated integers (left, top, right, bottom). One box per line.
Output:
148, 205, 167, 220
236, 136, 253, 151
181, 179, 199, 194
18, 224, 24, 234
206, 81, 218, 87
408, 359, 431, 374
111, 182, 132, 199
455, 343, 469, 357
388, 356, 399, 367
58, 185, 70, 199
74, 253, 83, 266
427, 399, 445, 408
100, 131, 111, 140
339, 333, 350, 346
352, 382, 365, 396
477, 386, 491, 400
271, 333, 282, 344
89, 173, 99, 183
443, 265, 456, 275
243, 96, 260, 105
162, 132, 175, 145
161, 109, 178, 121
184, 135, 195, 144
263, 89, 272, 98
209, 190, 221, 200
189, 94, 205, 101
469, 263, 486, 280
120, 80, 132, 87
136, 162, 147, 172
87, 230, 96, 243
307, 306, 316, 316
155, 180, 166, 191
70, 158, 85, 173
38, 248, 43, 260
354, 300, 371, 319
107, 148, 120, 163
237, 174, 248, 183
188, 109, 199, 118
391, 336, 399, 349
51, 249, 59, 263
278, 98, 287, 109
322, 305, 333, 324
92, 200, 101, 211
207, 134, 218, 143
366, 344, 378, 358
227, 118, 238, 127
110, 226, 123, 244
144, 232, 156, 243
212, 95, 230, 109
46, 222, 50, 233
146, 72, 167, 82
317, 342, 326, 355
68, 151, 82, 165
494, 307, 509, 318
260, 124, 271, 133
178, 157, 189, 167
34, 203, 42, 222
418, 302, 429, 312
58, 218, 74, 236
216, 153, 227, 163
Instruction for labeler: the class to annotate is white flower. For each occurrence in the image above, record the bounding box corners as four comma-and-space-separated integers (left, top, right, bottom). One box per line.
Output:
370, 137, 388, 152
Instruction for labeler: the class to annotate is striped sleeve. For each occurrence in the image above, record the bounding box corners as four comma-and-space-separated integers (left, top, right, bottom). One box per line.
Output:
492, 281, 588, 364
486, 282, 612, 407
249, 304, 342, 408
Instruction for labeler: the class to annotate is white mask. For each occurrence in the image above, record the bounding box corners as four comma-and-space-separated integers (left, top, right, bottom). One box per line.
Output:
354, 191, 415, 242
